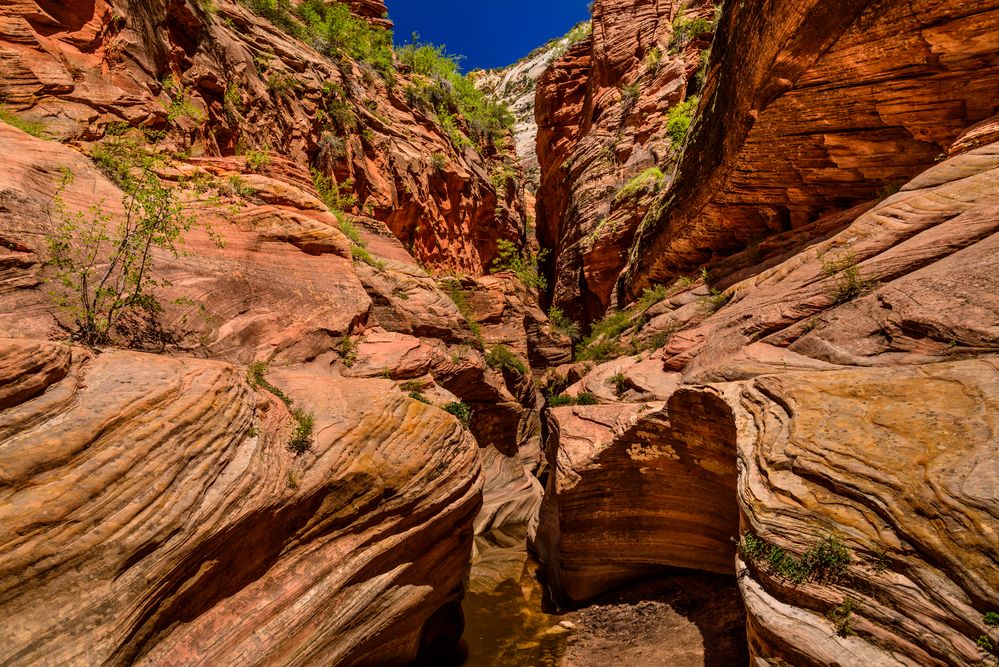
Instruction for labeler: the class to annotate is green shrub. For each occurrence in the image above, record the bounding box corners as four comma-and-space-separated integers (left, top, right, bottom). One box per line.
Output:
312, 169, 358, 212
46, 137, 215, 345
0, 105, 47, 138
621, 82, 641, 111
615, 167, 665, 202
245, 148, 271, 172
549, 306, 581, 340
486, 345, 528, 375
668, 13, 713, 53
827, 598, 857, 638
297, 0, 394, 76
408, 390, 432, 404
431, 151, 447, 171
246, 361, 293, 406
822, 251, 878, 304
351, 244, 385, 268
985, 612, 999, 627
288, 408, 315, 454
575, 309, 636, 362
666, 96, 699, 147
738, 532, 851, 585
441, 281, 482, 339
548, 392, 598, 407
443, 401, 473, 427
609, 372, 630, 395
491, 239, 548, 290
701, 287, 730, 313
398, 35, 515, 150
338, 335, 358, 366
549, 21, 592, 60
637, 284, 669, 310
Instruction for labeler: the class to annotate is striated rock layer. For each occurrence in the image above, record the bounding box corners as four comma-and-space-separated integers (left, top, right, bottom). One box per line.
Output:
536, 0, 715, 320
624, 0, 999, 296
0, 0, 527, 274
0, 338, 482, 666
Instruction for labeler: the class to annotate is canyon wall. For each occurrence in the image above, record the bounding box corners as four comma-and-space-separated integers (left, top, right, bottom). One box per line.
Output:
533, 0, 999, 664
0, 0, 554, 662
535, 0, 714, 320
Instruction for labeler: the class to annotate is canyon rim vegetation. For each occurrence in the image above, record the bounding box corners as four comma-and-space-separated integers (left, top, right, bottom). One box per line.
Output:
0, 0, 997, 666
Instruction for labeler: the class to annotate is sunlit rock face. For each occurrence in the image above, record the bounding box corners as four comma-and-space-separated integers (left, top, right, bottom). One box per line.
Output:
535, 0, 716, 320
0, 0, 526, 275
624, 0, 999, 297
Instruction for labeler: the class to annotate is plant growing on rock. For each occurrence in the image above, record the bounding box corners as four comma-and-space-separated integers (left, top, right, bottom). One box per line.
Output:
338, 335, 359, 367
0, 105, 48, 138
486, 345, 528, 375
548, 392, 598, 407
821, 250, 878, 304
738, 532, 852, 585
45, 135, 220, 345
490, 239, 548, 290
614, 167, 666, 203
247, 361, 293, 406
288, 408, 315, 454
548, 306, 581, 340
667, 96, 699, 148
609, 372, 630, 396
408, 391, 432, 405
668, 11, 714, 53
827, 597, 858, 638
443, 401, 473, 428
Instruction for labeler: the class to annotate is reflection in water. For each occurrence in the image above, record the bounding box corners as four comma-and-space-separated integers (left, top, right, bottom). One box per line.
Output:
457, 524, 568, 667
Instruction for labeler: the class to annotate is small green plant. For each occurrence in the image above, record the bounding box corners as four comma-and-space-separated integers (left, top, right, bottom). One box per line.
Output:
666, 96, 699, 147
338, 335, 358, 367
615, 167, 666, 202
985, 612, 999, 627
609, 372, 630, 396
548, 392, 598, 407
246, 361, 293, 406
442, 281, 482, 339
978, 634, 995, 654
486, 345, 528, 375
548, 306, 581, 340
643, 46, 663, 73
738, 532, 851, 585
351, 243, 385, 269
288, 408, 314, 454
46, 136, 217, 345
266, 71, 301, 96
822, 251, 878, 304
409, 391, 432, 405
827, 598, 857, 638
575, 309, 636, 362
312, 169, 357, 212
491, 239, 548, 290
443, 401, 473, 428
245, 148, 271, 172
637, 284, 669, 310
621, 82, 641, 108
162, 76, 205, 124
0, 105, 47, 138
701, 288, 730, 313
668, 12, 713, 53
431, 151, 447, 171
400, 380, 425, 392
286, 469, 300, 489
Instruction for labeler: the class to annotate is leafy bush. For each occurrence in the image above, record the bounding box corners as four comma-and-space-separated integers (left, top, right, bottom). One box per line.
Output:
667, 96, 699, 147
486, 345, 528, 375
408, 390, 432, 405
668, 13, 713, 53
985, 612, 999, 627
46, 137, 211, 345
549, 306, 581, 340
245, 148, 271, 172
338, 335, 358, 366
615, 167, 665, 202
548, 392, 598, 407
637, 284, 669, 310
443, 401, 473, 427
827, 598, 857, 638
312, 169, 357, 212
297, 0, 393, 76
247, 361, 293, 406
609, 372, 630, 396
0, 105, 47, 138
491, 239, 548, 290
738, 532, 851, 585
398, 36, 515, 150
575, 310, 636, 362
822, 251, 878, 304
549, 21, 592, 61
288, 409, 314, 454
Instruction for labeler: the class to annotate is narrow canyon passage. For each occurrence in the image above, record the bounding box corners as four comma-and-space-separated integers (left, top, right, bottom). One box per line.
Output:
0, 0, 997, 665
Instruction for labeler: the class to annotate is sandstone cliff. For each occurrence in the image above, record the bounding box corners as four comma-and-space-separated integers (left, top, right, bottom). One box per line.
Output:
532, 1, 999, 664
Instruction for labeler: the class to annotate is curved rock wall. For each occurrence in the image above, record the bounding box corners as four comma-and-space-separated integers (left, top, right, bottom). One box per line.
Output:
0, 0, 527, 274
624, 0, 999, 296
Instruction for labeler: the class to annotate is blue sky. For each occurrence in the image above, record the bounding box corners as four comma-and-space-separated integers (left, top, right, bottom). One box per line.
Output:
386, 0, 591, 71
